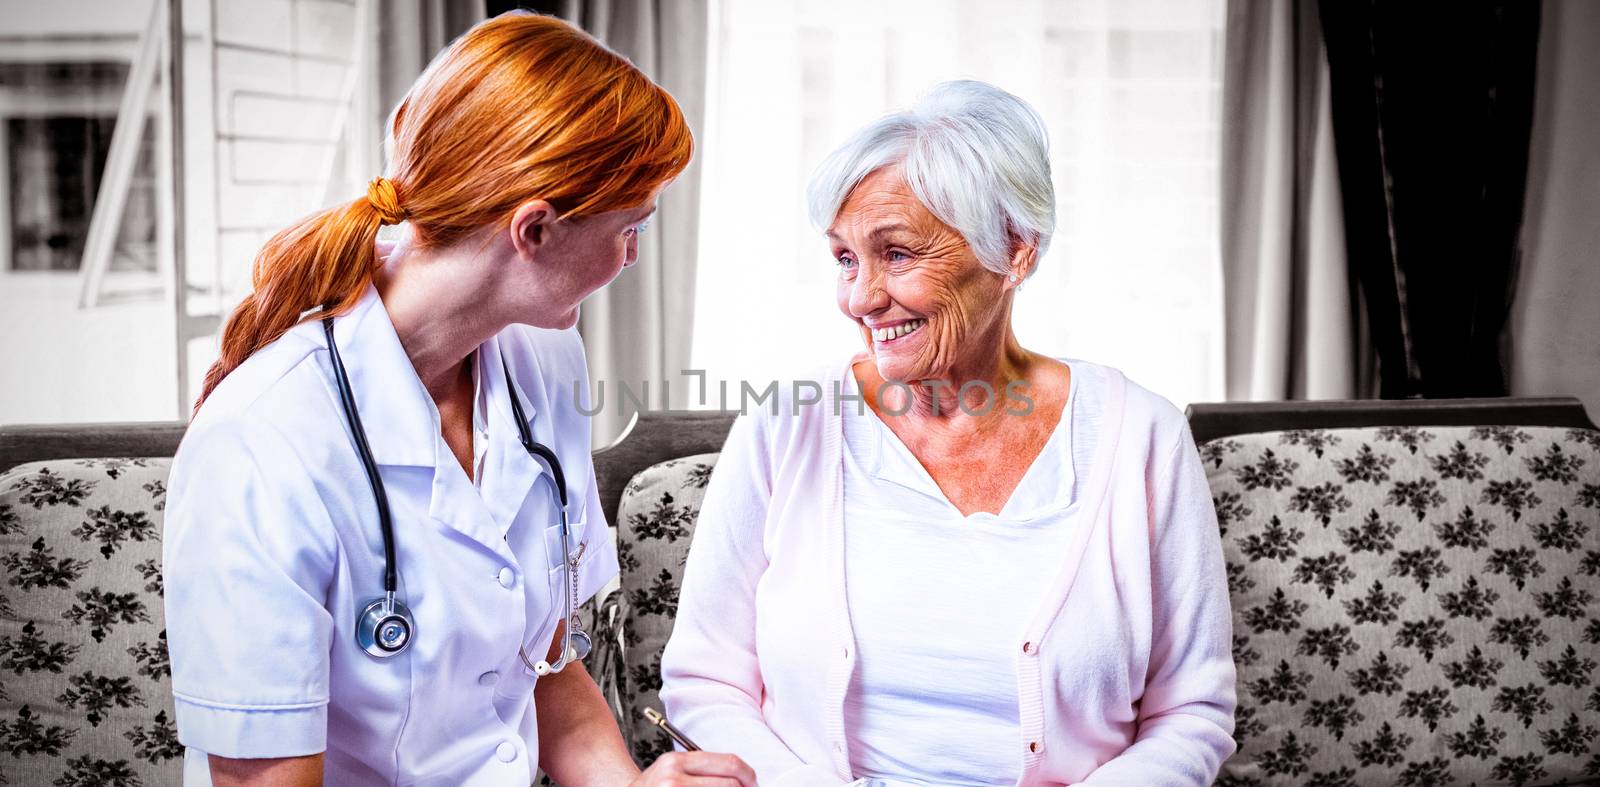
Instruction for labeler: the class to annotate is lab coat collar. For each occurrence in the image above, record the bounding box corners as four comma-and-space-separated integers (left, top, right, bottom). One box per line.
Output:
476, 335, 539, 441
328, 286, 550, 549
473, 336, 552, 538
325, 285, 440, 468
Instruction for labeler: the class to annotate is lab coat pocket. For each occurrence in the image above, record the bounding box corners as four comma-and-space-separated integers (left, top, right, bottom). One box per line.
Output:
542, 517, 586, 573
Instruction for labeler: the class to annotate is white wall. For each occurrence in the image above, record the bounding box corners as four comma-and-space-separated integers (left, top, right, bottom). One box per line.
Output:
1512, 0, 1600, 424
0, 276, 176, 422
0, 1, 152, 34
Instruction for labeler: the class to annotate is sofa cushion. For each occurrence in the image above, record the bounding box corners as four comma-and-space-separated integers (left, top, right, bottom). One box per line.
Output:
1207, 426, 1600, 787
612, 452, 718, 764
0, 459, 179, 787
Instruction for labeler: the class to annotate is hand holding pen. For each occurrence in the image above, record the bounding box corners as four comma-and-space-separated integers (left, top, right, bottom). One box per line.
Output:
626, 709, 754, 787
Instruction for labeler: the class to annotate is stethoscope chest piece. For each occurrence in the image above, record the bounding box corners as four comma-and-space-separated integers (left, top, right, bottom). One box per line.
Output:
570, 628, 593, 661
356, 592, 416, 658
528, 625, 594, 676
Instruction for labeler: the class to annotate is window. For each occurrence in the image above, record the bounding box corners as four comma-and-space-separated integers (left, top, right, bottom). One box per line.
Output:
0, 0, 380, 423
0, 62, 160, 274
691, 0, 1225, 407
0, 59, 160, 275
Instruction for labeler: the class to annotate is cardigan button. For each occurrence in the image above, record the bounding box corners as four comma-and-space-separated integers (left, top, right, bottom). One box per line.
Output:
1022, 641, 1036, 655
1028, 740, 1043, 754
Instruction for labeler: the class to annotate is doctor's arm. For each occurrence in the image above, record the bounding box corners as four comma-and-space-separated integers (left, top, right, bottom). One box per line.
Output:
163, 423, 340, 785
207, 754, 323, 786
534, 621, 755, 787
1078, 425, 1237, 786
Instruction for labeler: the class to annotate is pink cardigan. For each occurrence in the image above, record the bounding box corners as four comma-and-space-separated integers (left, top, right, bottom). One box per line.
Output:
660, 359, 1236, 785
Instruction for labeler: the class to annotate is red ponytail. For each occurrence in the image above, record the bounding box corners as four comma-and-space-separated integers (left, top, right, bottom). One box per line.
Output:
194, 12, 692, 413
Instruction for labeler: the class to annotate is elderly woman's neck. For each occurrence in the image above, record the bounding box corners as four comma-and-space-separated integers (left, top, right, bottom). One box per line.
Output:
886, 333, 1036, 426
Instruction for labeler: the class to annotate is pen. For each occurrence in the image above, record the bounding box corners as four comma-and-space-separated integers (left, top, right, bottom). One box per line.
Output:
642, 707, 702, 752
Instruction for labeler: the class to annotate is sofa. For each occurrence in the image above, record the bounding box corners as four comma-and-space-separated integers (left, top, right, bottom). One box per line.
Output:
2, 397, 1597, 786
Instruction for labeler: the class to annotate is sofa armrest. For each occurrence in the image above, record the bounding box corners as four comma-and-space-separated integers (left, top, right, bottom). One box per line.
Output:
1186, 396, 1596, 444
0, 420, 188, 473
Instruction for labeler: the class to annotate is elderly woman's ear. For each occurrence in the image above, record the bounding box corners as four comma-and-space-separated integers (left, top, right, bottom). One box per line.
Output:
1005, 242, 1038, 288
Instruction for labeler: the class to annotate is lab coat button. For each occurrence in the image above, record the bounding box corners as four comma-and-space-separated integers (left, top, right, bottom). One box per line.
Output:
496, 741, 517, 762
497, 568, 515, 588
478, 671, 499, 686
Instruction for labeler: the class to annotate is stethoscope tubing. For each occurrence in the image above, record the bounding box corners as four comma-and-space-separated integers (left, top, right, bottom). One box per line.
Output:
502, 355, 568, 508
324, 317, 400, 594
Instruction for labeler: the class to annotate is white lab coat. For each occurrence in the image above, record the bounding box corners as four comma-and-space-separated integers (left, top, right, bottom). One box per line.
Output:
163, 284, 619, 785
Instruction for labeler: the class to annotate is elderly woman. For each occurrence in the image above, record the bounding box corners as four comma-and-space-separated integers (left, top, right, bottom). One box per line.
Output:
660, 81, 1235, 786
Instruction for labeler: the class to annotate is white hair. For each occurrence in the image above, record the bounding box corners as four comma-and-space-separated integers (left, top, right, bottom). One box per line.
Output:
806, 80, 1055, 278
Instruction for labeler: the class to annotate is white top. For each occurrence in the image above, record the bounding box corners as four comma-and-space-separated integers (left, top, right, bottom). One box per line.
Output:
840, 362, 1101, 785
163, 285, 619, 785
659, 357, 1236, 786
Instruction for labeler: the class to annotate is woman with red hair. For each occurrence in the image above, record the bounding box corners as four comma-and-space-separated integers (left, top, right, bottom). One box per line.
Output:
162, 12, 751, 786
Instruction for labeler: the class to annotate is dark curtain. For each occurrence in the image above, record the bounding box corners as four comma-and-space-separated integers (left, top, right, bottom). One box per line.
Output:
485, 1, 562, 16
1319, 1, 1541, 399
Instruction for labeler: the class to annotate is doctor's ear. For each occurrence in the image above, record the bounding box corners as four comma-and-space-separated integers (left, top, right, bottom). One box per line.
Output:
510, 199, 560, 261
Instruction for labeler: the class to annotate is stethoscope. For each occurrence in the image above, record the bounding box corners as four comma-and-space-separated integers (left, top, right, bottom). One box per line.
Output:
323, 317, 592, 676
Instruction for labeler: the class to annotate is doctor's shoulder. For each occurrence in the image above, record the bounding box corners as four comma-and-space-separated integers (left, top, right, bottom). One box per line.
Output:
503, 322, 588, 380
501, 323, 593, 413
185, 323, 329, 432
170, 329, 348, 537
165, 410, 343, 621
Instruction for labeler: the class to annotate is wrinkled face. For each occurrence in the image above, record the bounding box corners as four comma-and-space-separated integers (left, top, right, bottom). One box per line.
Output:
829, 167, 1011, 382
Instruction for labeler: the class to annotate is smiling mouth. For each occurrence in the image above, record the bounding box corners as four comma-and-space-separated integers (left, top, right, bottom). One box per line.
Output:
869, 319, 927, 343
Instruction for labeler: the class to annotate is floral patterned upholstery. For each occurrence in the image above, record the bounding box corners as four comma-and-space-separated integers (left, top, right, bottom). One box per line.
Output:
1208, 426, 1600, 787
607, 452, 718, 766
11, 422, 1598, 786
0, 459, 178, 787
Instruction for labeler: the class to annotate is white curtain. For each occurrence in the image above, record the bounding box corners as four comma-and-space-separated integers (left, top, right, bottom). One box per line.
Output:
690, 0, 1226, 409
1511, 0, 1600, 424
377, 0, 487, 117
1220, 0, 1357, 401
